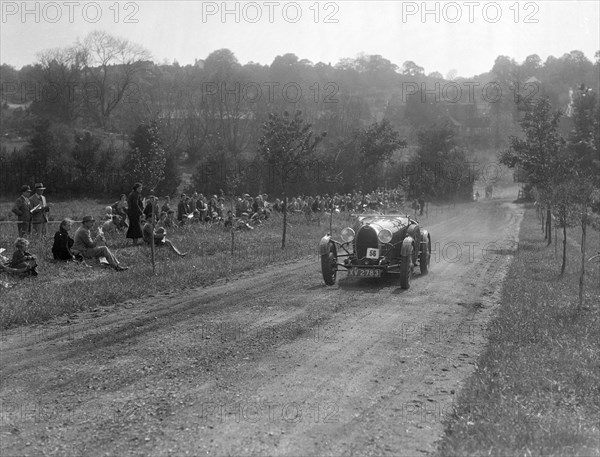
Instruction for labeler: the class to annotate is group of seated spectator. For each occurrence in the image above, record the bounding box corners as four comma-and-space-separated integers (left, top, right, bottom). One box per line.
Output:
49, 216, 129, 271
2, 185, 414, 278
1, 215, 129, 277
279, 188, 409, 216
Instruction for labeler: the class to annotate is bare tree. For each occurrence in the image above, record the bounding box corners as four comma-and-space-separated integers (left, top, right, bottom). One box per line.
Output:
78, 31, 151, 129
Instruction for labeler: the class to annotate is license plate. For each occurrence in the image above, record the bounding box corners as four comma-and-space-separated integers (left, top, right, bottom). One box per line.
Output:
348, 268, 382, 278
366, 248, 379, 259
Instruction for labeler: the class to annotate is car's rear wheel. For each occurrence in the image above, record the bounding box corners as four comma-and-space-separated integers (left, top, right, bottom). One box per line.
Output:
420, 238, 431, 275
321, 243, 337, 286
400, 245, 413, 289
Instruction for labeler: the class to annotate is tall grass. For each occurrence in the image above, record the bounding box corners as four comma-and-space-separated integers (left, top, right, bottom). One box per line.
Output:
438, 205, 600, 457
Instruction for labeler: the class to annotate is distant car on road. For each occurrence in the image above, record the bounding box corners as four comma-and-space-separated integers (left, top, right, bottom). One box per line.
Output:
319, 214, 431, 289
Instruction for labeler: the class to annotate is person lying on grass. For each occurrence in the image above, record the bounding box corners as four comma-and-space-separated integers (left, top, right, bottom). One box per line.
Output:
142, 212, 187, 257
72, 216, 129, 271
1, 237, 38, 276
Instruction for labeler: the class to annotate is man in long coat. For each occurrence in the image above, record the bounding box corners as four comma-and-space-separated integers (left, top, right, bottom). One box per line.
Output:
30, 183, 50, 237
12, 185, 32, 237
126, 182, 144, 245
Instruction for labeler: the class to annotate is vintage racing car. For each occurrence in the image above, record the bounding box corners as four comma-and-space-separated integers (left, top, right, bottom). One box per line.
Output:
319, 214, 431, 289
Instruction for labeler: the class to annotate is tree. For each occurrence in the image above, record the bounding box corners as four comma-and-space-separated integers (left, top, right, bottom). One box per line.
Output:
501, 97, 567, 246
428, 71, 443, 79
351, 119, 406, 190
71, 130, 101, 192
410, 123, 474, 201
27, 120, 74, 192
258, 110, 326, 248
402, 61, 424, 77
126, 120, 167, 191
78, 31, 151, 129
567, 86, 600, 307
35, 47, 84, 124
155, 151, 181, 196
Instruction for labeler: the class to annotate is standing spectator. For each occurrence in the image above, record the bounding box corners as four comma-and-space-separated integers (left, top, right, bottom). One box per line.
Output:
177, 194, 189, 225
30, 183, 50, 237
189, 192, 198, 214
73, 216, 128, 271
52, 218, 76, 261
126, 183, 144, 245
418, 194, 425, 216
11, 185, 32, 237
196, 195, 208, 222
217, 197, 226, 218
411, 199, 420, 215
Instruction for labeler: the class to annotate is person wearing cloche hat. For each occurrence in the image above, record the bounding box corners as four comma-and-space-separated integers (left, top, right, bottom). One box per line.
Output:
11, 185, 32, 237
30, 183, 51, 237
72, 216, 129, 271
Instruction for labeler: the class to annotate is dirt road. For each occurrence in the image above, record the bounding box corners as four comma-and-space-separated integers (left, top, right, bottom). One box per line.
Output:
1, 195, 524, 456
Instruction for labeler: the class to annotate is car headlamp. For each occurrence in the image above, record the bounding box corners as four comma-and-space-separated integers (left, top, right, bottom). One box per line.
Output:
341, 227, 355, 243
378, 229, 393, 244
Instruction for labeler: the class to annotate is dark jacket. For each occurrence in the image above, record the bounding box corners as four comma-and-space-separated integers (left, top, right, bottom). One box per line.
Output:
12, 195, 32, 222
9, 250, 36, 269
126, 191, 144, 239
177, 201, 189, 222
143, 201, 158, 221
52, 227, 74, 260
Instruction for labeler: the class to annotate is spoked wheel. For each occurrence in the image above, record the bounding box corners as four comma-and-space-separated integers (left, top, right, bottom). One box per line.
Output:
399, 245, 414, 289
420, 238, 431, 275
321, 243, 338, 286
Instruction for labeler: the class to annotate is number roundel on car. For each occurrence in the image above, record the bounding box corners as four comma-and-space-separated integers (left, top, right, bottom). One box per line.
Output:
366, 248, 379, 259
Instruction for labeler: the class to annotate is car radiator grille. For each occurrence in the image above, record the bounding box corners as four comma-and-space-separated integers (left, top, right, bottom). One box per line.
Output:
355, 226, 379, 261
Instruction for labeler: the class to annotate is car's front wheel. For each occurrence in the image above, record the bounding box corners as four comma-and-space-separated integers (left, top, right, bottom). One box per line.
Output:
321, 243, 337, 286
399, 246, 413, 289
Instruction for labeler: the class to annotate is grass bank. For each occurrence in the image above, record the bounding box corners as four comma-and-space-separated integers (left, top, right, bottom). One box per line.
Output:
0, 211, 350, 329
438, 204, 600, 456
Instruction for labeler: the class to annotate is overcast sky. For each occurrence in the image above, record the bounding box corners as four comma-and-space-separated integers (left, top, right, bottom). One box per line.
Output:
1, 1, 598, 77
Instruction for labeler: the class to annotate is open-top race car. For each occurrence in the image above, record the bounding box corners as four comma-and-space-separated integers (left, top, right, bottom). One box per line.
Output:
319, 214, 431, 289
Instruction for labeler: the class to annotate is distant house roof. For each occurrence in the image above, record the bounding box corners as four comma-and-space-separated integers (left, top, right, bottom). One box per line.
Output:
525, 76, 540, 84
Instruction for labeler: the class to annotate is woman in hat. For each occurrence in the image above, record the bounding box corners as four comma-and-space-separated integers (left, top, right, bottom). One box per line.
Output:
126, 183, 144, 245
